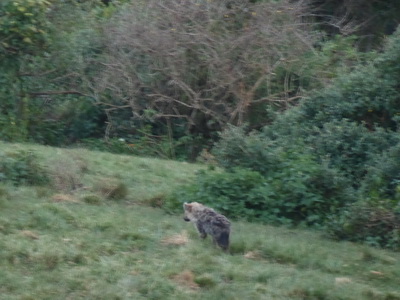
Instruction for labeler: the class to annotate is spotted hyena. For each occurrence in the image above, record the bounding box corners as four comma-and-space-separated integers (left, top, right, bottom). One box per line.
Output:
183, 202, 231, 251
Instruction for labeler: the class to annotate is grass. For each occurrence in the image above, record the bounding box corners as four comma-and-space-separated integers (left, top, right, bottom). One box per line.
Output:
1, 141, 400, 300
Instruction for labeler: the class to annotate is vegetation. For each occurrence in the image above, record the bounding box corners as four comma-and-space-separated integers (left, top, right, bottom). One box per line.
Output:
167, 29, 400, 249
1, 0, 400, 276
1, 142, 400, 300
2, 0, 398, 157
0, 149, 49, 185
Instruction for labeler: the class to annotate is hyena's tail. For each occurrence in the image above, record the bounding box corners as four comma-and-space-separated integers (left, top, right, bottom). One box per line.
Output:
217, 232, 230, 251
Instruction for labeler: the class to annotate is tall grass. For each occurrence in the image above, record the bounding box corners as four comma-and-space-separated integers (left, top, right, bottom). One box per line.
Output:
0, 142, 399, 300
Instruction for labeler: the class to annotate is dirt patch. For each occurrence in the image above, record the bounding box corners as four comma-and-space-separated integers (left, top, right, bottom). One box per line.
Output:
244, 251, 264, 260
161, 231, 189, 246
51, 193, 79, 203
335, 277, 352, 285
20, 230, 39, 240
171, 270, 199, 290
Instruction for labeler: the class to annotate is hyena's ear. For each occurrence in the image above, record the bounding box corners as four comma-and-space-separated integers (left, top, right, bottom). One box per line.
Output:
183, 202, 193, 212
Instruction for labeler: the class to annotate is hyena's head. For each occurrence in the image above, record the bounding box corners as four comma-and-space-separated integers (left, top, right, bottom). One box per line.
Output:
183, 202, 203, 222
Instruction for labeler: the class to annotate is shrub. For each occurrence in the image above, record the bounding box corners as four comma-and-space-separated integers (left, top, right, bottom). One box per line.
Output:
27, 98, 105, 146
361, 143, 400, 199
260, 117, 400, 184
212, 101, 400, 227
107, 182, 128, 200
94, 179, 128, 201
213, 120, 398, 184
48, 155, 87, 192
258, 156, 356, 225
304, 120, 399, 183
327, 201, 400, 250
212, 125, 281, 176
82, 194, 103, 205
0, 150, 49, 186
165, 168, 266, 219
211, 123, 360, 223
166, 165, 354, 226
298, 28, 400, 132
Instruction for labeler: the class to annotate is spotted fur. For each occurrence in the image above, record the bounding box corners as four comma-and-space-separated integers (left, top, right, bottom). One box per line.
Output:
183, 202, 231, 251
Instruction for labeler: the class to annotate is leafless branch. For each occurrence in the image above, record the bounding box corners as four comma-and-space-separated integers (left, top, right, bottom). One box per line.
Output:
91, 0, 317, 135
28, 91, 85, 96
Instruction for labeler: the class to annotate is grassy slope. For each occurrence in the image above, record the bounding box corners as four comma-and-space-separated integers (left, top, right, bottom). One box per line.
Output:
0, 142, 400, 300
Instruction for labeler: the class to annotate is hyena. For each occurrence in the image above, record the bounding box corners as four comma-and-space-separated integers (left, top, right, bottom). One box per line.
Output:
183, 202, 231, 251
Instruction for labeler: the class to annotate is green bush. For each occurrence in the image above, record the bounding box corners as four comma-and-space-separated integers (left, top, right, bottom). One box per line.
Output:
166, 164, 354, 226
0, 151, 49, 186
82, 194, 104, 205
212, 125, 281, 176
304, 120, 399, 183
299, 28, 400, 132
327, 201, 400, 250
94, 179, 128, 201
214, 120, 398, 183
27, 98, 105, 146
107, 182, 128, 201
210, 119, 399, 228
204, 30, 400, 249
361, 143, 400, 199
165, 168, 266, 219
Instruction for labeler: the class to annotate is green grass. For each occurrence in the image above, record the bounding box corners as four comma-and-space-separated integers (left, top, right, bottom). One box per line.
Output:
1, 142, 400, 300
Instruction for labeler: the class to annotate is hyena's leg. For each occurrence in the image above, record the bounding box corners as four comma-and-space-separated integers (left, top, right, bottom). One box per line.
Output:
216, 232, 230, 251
196, 222, 207, 239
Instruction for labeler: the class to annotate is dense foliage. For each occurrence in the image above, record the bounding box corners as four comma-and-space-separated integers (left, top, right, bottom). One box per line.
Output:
0, 0, 106, 144
167, 29, 400, 249
0, 150, 48, 185
327, 200, 400, 250
2, 0, 398, 158
1, 0, 400, 249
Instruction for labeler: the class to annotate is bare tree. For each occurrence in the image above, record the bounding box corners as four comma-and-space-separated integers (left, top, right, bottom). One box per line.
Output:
304, 0, 400, 48
91, 0, 318, 141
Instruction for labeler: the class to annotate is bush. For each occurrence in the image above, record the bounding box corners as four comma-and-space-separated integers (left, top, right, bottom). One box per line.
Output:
166, 165, 354, 226
210, 32, 400, 226
165, 168, 266, 219
299, 28, 400, 132
106, 182, 128, 200
212, 125, 281, 176
327, 201, 400, 250
0, 150, 49, 186
27, 98, 105, 146
214, 120, 399, 185
94, 179, 128, 201
82, 194, 103, 205
304, 120, 399, 183
210, 120, 399, 228
48, 155, 87, 192
361, 143, 400, 199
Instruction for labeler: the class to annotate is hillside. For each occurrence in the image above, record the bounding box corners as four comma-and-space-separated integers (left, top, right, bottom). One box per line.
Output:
1, 143, 400, 300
